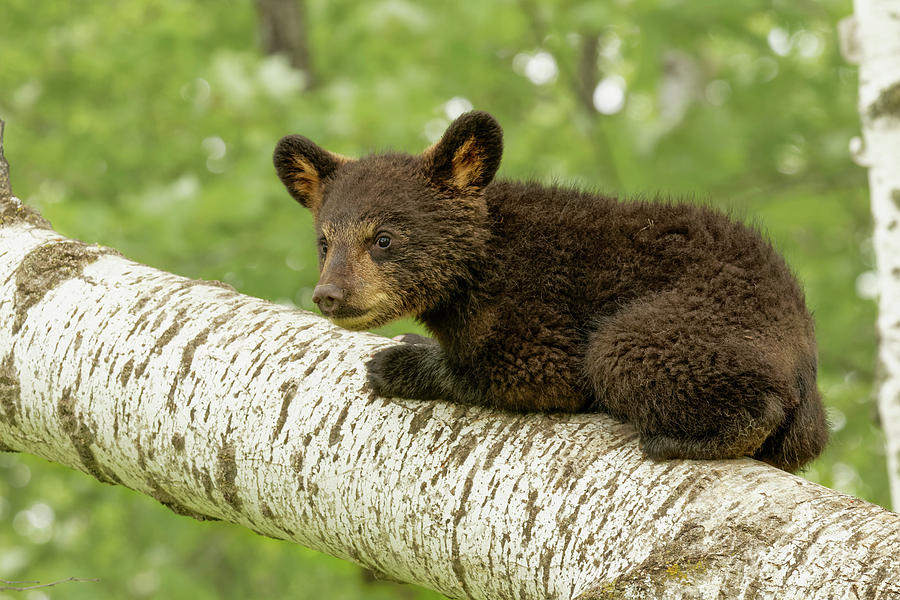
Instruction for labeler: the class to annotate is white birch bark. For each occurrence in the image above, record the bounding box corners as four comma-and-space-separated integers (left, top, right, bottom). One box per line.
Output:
842, 1, 900, 510
1, 136, 899, 599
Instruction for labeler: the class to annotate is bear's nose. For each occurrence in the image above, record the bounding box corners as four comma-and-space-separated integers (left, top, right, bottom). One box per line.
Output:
312, 284, 345, 315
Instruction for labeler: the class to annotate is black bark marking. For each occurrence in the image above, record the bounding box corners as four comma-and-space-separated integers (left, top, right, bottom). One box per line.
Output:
197, 465, 215, 500
72, 331, 84, 355
290, 450, 306, 492
165, 311, 233, 413
522, 488, 540, 545
244, 321, 266, 337
407, 403, 435, 436
273, 379, 299, 441
481, 435, 505, 472
892, 189, 900, 212
171, 433, 185, 452
132, 294, 152, 314
303, 349, 331, 377
869, 82, 900, 120
560, 487, 596, 570
334, 366, 357, 385
216, 441, 242, 510
167, 328, 206, 412
146, 476, 219, 521
13, 240, 114, 334
150, 310, 167, 331
278, 351, 308, 367
551, 461, 576, 494
117, 357, 135, 388
136, 436, 147, 470
328, 404, 350, 446
0, 353, 21, 426
450, 459, 480, 598
56, 387, 115, 484
450, 473, 472, 596
652, 476, 698, 520
125, 307, 154, 342
133, 311, 185, 380
251, 355, 268, 380
539, 546, 555, 597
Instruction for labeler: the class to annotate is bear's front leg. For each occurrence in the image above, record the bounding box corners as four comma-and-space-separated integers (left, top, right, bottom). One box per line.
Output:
366, 344, 448, 400
366, 343, 488, 405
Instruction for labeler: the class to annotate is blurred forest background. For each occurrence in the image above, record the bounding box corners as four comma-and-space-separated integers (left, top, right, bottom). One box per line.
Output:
0, 0, 879, 598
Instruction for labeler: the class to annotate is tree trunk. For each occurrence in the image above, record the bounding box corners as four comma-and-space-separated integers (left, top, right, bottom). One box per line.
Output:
254, 0, 313, 86
842, 1, 900, 510
1, 124, 899, 598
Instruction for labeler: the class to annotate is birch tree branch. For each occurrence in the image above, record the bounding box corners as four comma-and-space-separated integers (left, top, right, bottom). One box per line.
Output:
0, 126, 899, 598
846, 0, 900, 512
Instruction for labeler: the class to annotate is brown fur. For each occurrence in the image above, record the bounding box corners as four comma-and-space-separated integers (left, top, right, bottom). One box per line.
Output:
272, 112, 828, 472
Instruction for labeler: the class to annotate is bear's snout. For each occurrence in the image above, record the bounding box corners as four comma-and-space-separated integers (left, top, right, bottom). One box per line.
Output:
312, 283, 345, 315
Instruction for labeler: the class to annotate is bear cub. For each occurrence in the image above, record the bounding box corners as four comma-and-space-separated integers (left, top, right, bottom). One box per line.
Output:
273, 111, 828, 472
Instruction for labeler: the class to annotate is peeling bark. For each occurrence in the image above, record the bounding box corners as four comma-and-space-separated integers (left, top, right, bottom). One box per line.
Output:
845, 1, 900, 510
0, 127, 899, 598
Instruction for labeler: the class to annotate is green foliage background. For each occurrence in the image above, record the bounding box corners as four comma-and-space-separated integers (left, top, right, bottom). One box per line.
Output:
0, 0, 879, 598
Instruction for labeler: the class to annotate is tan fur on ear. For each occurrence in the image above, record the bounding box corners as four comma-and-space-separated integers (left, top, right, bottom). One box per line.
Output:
274, 134, 356, 213
421, 111, 503, 191
288, 155, 325, 214
288, 152, 353, 214
422, 136, 487, 190
450, 137, 487, 190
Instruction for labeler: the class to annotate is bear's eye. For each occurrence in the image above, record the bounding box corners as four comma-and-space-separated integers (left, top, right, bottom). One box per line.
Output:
319, 238, 328, 254
375, 234, 391, 249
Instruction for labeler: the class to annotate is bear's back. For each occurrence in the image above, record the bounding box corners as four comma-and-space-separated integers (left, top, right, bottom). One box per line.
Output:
480, 180, 809, 329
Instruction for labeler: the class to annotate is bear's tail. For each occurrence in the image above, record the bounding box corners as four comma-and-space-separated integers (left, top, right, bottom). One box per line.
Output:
753, 368, 828, 472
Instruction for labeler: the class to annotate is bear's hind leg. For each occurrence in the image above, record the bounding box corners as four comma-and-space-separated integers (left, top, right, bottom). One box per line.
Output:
638, 395, 784, 462
584, 290, 792, 464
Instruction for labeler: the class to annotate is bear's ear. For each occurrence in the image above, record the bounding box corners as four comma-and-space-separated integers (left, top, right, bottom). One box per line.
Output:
423, 111, 503, 193
273, 135, 350, 214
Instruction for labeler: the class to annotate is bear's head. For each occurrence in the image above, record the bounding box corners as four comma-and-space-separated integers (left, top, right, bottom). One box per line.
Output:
273, 111, 503, 330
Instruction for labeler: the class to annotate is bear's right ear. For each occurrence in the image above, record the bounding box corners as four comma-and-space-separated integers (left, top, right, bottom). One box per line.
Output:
273, 135, 349, 214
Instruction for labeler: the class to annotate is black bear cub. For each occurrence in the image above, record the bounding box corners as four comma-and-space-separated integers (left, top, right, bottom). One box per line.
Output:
273, 111, 828, 472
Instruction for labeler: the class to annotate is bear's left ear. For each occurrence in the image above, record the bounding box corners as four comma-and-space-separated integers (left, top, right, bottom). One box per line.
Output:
273, 135, 351, 214
423, 111, 503, 193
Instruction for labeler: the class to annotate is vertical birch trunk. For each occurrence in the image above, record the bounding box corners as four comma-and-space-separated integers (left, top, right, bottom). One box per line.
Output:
254, 0, 314, 85
843, 1, 900, 510
0, 120, 11, 201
